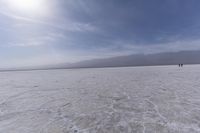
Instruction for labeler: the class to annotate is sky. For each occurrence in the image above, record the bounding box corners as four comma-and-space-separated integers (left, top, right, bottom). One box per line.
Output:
1, 0, 200, 68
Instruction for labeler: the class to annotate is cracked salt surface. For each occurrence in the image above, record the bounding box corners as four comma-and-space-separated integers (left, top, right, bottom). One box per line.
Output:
0, 65, 200, 132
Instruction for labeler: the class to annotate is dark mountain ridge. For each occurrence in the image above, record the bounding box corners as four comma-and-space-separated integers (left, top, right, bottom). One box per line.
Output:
1, 50, 200, 71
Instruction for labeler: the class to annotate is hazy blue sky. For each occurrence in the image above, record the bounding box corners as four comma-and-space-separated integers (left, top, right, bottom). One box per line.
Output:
1, 0, 200, 68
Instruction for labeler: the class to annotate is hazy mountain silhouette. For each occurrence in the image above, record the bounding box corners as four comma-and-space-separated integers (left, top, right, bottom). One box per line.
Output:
55, 50, 200, 69
1, 50, 200, 71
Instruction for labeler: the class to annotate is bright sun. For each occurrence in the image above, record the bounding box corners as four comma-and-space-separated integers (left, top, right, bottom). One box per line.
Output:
6, 0, 46, 14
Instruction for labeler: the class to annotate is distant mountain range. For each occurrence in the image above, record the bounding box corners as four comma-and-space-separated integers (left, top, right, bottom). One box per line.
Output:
1, 50, 200, 71
54, 50, 200, 69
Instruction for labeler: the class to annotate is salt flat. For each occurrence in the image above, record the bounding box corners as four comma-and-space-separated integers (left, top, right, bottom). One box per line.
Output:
0, 65, 200, 133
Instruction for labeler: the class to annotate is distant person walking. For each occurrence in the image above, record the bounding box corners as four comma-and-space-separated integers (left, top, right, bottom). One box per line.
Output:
178, 64, 183, 67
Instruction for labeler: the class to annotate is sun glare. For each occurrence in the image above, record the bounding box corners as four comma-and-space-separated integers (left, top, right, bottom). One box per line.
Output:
6, 0, 46, 14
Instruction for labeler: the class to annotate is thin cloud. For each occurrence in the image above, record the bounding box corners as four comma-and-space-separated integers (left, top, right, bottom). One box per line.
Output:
0, 9, 99, 34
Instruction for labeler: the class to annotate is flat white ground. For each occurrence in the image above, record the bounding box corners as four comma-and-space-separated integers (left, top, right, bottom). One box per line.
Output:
0, 65, 200, 133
